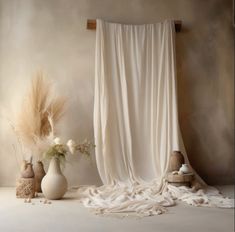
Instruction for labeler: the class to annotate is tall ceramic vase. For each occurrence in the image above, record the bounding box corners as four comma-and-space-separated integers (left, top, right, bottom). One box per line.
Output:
41, 157, 67, 200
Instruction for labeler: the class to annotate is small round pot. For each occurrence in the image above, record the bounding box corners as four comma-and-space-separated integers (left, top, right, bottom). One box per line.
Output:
21, 163, 35, 178
179, 164, 190, 174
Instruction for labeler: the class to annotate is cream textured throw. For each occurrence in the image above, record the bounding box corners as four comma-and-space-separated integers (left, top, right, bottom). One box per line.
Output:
78, 19, 234, 216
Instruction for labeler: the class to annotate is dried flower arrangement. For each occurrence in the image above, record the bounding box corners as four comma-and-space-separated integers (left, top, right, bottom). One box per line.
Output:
12, 71, 66, 161
12, 71, 94, 163
12, 71, 95, 198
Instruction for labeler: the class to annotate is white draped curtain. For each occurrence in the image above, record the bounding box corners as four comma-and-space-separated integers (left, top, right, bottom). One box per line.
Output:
78, 19, 233, 216
94, 19, 181, 184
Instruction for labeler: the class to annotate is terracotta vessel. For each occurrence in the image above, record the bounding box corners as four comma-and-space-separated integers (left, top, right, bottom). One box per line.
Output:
20, 160, 27, 173
34, 161, 46, 192
21, 163, 35, 178
169, 151, 185, 172
41, 157, 67, 200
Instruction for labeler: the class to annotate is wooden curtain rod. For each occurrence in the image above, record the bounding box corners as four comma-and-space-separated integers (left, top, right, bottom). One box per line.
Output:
87, 19, 182, 32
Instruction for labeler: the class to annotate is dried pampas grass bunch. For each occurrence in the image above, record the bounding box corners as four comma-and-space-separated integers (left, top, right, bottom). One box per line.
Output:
15, 71, 66, 159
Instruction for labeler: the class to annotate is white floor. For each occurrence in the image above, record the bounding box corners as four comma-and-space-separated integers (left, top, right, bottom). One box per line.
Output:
0, 186, 234, 232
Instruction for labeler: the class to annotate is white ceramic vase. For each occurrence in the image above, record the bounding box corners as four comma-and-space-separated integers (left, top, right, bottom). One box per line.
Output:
179, 164, 190, 174
41, 157, 67, 200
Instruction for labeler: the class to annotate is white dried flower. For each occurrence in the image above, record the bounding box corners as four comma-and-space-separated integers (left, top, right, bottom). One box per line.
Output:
54, 137, 61, 144
67, 139, 76, 154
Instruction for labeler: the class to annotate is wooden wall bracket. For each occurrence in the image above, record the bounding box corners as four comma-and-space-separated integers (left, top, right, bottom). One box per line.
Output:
87, 19, 182, 32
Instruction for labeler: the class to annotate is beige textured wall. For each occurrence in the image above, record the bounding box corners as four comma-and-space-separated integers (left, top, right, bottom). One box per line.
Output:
0, 0, 234, 186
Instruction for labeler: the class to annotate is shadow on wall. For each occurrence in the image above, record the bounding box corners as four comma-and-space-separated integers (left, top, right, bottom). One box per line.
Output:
175, 0, 234, 185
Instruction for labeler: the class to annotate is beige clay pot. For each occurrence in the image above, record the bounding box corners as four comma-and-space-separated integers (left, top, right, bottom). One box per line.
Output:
21, 163, 35, 178
34, 161, 46, 192
169, 151, 185, 172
